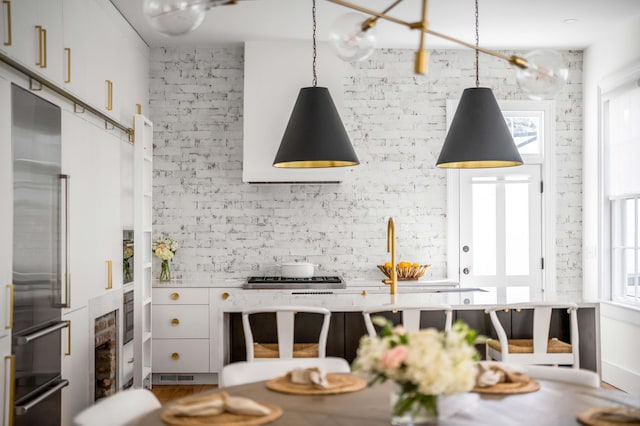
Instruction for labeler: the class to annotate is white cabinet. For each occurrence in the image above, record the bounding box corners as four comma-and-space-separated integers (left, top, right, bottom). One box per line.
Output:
61, 111, 123, 311
61, 307, 89, 426
0, 0, 63, 83
152, 288, 211, 377
0, 75, 11, 336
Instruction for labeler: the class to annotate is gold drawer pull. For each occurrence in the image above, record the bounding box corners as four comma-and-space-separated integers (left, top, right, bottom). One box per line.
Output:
171, 318, 180, 326
170, 292, 179, 300
3, 0, 11, 46
105, 79, 113, 111
6, 283, 13, 330
105, 260, 113, 289
5, 355, 15, 426
64, 47, 71, 83
171, 352, 180, 361
221, 292, 230, 300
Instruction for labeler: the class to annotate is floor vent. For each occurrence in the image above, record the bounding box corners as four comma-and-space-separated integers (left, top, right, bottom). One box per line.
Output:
158, 374, 196, 384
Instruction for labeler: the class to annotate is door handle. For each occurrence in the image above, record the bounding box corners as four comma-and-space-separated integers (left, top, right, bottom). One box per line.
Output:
59, 174, 70, 308
462, 245, 470, 252
14, 379, 69, 415
4, 355, 15, 426
64, 47, 71, 83
105, 260, 112, 290
5, 283, 13, 330
65, 320, 71, 356
105, 80, 113, 111
463, 268, 470, 275
34, 25, 46, 68
14, 321, 69, 345
2, 0, 11, 46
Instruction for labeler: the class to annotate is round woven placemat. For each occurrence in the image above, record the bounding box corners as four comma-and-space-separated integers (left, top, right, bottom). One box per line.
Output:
265, 373, 367, 395
577, 406, 640, 426
472, 378, 540, 395
160, 393, 282, 426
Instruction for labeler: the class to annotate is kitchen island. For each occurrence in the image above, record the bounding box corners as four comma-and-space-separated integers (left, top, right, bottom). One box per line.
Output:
151, 279, 599, 385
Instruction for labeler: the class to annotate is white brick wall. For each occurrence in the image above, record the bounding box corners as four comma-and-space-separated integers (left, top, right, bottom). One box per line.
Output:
149, 46, 583, 298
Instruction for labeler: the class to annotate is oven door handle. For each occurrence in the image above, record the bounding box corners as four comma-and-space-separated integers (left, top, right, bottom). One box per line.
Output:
14, 378, 69, 415
13, 321, 69, 345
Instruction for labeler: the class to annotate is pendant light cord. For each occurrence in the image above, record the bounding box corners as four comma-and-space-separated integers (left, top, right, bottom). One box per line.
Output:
312, 0, 318, 87
475, 0, 479, 88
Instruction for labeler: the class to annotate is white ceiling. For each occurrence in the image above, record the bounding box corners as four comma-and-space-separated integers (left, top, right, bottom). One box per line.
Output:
112, 0, 640, 50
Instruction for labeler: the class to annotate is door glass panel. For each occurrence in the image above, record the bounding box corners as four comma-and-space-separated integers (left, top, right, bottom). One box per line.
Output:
506, 286, 530, 303
505, 180, 530, 275
472, 181, 496, 275
505, 115, 541, 155
625, 198, 636, 247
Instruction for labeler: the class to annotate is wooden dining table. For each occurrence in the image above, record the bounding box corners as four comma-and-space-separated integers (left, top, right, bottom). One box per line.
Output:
135, 378, 640, 426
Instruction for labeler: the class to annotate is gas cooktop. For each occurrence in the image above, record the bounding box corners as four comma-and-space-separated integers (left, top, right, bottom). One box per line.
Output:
244, 276, 345, 289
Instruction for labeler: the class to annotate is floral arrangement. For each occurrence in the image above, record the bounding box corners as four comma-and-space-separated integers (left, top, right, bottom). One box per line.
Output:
123, 243, 134, 282
152, 236, 179, 281
353, 317, 479, 421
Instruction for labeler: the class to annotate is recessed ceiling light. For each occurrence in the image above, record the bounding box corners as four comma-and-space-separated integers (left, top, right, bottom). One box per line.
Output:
563, 18, 579, 24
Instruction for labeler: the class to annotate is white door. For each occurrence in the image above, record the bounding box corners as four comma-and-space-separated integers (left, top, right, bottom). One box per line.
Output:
459, 165, 543, 302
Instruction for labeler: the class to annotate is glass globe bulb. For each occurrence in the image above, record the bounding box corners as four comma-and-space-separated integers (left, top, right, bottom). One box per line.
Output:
328, 13, 377, 63
143, 0, 206, 36
515, 49, 569, 100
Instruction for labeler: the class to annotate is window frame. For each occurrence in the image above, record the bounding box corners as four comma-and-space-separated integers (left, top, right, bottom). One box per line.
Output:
600, 61, 640, 305
446, 99, 556, 299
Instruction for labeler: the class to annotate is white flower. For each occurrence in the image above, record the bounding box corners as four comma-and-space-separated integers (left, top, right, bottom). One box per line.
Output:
153, 235, 179, 260
353, 318, 479, 396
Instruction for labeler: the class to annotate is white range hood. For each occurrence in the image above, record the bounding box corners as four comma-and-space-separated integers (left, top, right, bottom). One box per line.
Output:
242, 41, 349, 184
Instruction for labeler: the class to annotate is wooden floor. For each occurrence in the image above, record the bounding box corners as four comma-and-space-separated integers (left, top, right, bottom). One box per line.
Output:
151, 385, 218, 405
152, 382, 623, 405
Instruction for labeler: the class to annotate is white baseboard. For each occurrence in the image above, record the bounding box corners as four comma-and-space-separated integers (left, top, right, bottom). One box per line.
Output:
602, 361, 640, 397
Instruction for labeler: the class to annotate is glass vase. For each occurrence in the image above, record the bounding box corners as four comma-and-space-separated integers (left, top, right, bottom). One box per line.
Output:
390, 387, 438, 426
159, 259, 171, 281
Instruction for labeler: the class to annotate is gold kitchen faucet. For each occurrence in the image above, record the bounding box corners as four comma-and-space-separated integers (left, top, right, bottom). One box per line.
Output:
384, 217, 398, 295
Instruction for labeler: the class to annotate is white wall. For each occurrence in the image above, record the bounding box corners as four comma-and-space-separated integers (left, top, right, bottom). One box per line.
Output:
583, 15, 640, 395
149, 46, 584, 299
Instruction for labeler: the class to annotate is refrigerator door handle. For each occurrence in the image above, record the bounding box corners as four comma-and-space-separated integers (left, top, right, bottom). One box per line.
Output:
58, 174, 70, 308
14, 379, 69, 416
13, 321, 69, 345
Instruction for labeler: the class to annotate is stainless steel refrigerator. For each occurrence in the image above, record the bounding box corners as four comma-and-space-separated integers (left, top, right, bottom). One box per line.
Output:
11, 84, 69, 426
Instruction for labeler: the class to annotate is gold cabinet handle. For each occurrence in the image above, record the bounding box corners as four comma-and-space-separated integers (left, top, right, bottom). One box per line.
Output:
42, 27, 46, 67
171, 352, 180, 361
5, 355, 15, 426
2, 0, 11, 46
105, 260, 112, 289
136, 103, 142, 115
171, 318, 180, 326
170, 292, 179, 301
64, 47, 71, 83
221, 292, 230, 300
105, 80, 113, 111
65, 320, 71, 356
35, 25, 43, 67
6, 284, 13, 330
34, 25, 46, 68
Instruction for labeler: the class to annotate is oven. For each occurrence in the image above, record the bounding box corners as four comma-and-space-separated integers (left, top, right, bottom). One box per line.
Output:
123, 290, 134, 345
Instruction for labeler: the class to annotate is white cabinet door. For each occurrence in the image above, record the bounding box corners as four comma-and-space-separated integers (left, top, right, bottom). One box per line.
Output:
61, 307, 89, 426
0, 75, 11, 336
1, 0, 63, 83
62, 113, 122, 308
96, 130, 122, 293
61, 0, 88, 96
61, 111, 99, 310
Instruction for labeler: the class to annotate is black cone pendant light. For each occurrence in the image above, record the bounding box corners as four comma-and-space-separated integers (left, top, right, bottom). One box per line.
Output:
273, 0, 359, 169
436, 0, 522, 169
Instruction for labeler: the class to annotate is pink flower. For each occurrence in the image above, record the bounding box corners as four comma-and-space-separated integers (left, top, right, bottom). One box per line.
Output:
379, 345, 409, 369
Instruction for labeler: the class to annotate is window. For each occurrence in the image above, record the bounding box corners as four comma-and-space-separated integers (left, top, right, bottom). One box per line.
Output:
604, 66, 640, 304
447, 100, 555, 304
